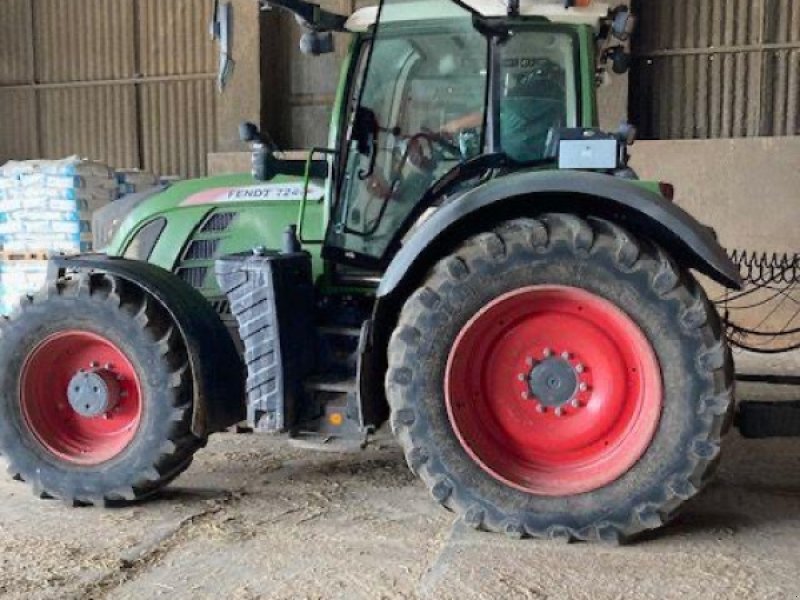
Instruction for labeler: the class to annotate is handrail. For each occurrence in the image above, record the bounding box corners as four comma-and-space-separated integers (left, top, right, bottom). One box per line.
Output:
298, 147, 337, 244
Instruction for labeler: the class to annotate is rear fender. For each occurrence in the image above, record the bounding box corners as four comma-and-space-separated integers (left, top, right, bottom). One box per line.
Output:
378, 170, 742, 301
49, 255, 245, 437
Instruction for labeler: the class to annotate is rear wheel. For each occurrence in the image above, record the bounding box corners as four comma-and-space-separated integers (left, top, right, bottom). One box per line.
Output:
387, 214, 733, 542
0, 272, 202, 505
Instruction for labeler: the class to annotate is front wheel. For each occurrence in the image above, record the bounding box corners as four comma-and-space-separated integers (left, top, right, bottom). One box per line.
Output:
0, 272, 203, 505
386, 214, 733, 542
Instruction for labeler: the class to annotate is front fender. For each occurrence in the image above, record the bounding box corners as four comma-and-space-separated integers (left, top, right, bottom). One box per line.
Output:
49, 255, 245, 437
378, 170, 742, 299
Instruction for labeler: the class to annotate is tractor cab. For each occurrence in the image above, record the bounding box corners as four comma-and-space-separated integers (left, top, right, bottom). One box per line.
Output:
329, 0, 586, 265
253, 0, 634, 271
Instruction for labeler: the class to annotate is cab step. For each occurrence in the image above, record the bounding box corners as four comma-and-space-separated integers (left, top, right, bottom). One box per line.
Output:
288, 431, 367, 453
304, 377, 357, 395
318, 326, 363, 338
737, 401, 800, 438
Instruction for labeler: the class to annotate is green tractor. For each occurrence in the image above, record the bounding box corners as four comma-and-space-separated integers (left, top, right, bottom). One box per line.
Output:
0, 0, 742, 542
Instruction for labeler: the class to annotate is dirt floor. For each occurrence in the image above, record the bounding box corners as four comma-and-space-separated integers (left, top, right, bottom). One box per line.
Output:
2, 357, 800, 600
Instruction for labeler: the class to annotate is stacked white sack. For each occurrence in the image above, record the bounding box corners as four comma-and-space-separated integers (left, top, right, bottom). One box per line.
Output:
0, 260, 49, 316
0, 157, 152, 316
0, 157, 118, 255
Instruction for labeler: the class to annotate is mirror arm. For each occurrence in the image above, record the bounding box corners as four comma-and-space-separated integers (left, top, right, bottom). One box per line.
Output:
259, 0, 347, 32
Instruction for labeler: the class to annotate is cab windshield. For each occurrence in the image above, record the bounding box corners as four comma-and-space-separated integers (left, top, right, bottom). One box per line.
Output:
327, 0, 577, 264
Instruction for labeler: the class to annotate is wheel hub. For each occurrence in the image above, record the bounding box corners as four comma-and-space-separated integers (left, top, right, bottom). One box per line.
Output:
20, 330, 142, 465
445, 285, 663, 496
67, 369, 120, 418
528, 356, 578, 408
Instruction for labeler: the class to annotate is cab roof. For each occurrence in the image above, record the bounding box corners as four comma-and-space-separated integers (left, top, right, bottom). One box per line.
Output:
345, 0, 610, 32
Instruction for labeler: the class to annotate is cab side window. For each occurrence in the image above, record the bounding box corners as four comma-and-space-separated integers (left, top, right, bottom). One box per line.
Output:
499, 31, 577, 162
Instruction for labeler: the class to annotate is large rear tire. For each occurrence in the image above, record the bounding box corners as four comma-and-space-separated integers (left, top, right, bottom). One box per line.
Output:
386, 214, 733, 542
0, 272, 202, 505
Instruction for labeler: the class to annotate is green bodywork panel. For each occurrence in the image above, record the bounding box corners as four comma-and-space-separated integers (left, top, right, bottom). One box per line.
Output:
577, 25, 599, 125
106, 173, 326, 296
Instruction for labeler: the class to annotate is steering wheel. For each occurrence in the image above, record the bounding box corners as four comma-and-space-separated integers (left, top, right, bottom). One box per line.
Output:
363, 127, 465, 205
364, 132, 435, 201
419, 128, 462, 159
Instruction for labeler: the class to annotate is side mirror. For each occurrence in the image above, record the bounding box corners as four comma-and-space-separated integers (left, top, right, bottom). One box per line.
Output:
239, 121, 331, 182
605, 46, 632, 74
240, 121, 282, 181
239, 121, 280, 152
611, 6, 635, 41
299, 31, 335, 55
239, 121, 262, 143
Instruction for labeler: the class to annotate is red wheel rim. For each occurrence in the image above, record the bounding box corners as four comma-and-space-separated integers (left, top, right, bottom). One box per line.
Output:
445, 285, 662, 496
19, 330, 143, 465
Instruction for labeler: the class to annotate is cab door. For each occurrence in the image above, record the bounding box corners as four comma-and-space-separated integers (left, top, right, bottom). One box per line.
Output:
323, 0, 489, 269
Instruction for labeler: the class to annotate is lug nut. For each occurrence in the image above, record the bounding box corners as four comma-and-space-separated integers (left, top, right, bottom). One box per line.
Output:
575, 364, 585, 374
579, 383, 589, 392
571, 398, 581, 408
555, 407, 564, 416
89, 361, 99, 368
561, 351, 570, 360
525, 356, 535, 367
104, 363, 113, 370
536, 405, 546, 413
518, 373, 527, 381
543, 348, 553, 358
521, 391, 529, 399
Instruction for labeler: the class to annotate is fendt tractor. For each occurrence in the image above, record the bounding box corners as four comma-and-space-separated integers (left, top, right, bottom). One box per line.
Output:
0, 0, 754, 543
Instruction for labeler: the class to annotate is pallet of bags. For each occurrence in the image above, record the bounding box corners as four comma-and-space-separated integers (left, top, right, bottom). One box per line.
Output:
0, 157, 166, 316
0, 156, 120, 315
0, 156, 118, 256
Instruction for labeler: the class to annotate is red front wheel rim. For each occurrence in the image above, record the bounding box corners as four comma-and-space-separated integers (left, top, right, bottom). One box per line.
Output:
445, 285, 663, 496
20, 330, 143, 465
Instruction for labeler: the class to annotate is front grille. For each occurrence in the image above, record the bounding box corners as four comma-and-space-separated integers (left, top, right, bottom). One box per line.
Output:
176, 266, 209, 289
201, 212, 238, 233
183, 238, 220, 261
173, 212, 238, 291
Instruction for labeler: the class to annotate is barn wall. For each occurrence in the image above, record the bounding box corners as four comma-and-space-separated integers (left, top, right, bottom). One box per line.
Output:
630, 0, 800, 140
0, 0, 261, 177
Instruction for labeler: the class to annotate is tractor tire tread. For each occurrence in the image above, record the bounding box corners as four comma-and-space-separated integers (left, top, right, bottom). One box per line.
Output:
386, 213, 733, 543
0, 273, 202, 506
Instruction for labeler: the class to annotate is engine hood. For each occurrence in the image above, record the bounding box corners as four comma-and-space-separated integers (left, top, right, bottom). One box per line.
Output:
106, 173, 325, 256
